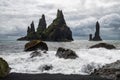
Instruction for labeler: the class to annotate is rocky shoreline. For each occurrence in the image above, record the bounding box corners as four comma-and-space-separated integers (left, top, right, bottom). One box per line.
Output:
91, 60, 120, 80
0, 40, 119, 80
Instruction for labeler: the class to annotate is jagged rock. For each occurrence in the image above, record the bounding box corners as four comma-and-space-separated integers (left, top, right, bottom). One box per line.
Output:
56, 47, 78, 59
27, 26, 31, 36
17, 10, 73, 42
24, 40, 48, 51
30, 50, 41, 58
27, 21, 38, 40
41, 65, 53, 71
30, 21, 35, 33
17, 21, 38, 40
91, 60, 120, 80
89, 34, 93, 41
37, 14, 47, 35
89, 21, 102, 41
89, 43, 116, 49
43, 10, 73, 41
0, 57, 10, 78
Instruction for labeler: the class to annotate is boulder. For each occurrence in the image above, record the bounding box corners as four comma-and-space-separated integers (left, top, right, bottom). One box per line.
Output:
41, 65, 53, 71
24, 40, 48, 51
56, 47, 78, 59
0, 58, 10, 78
91, 60, 120, 80
89, 43, 116, 49
30, 50, 41, 58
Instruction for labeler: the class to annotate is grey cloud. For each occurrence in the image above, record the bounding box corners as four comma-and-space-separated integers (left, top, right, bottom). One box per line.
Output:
0, 0, 120, 40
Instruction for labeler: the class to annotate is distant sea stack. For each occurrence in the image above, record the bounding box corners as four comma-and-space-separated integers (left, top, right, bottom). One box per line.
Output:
17, 10, 73, 42
89, 21, 102, 41
43, 10, 73, 41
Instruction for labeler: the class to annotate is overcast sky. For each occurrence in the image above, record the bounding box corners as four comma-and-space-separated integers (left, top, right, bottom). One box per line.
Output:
0, 0, 120, 40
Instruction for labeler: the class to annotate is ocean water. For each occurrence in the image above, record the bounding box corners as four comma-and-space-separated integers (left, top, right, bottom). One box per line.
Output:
0, 40, 120, 75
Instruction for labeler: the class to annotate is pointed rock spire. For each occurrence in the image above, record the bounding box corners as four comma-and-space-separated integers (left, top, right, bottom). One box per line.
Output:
89, 34, 92, 41
30, 21, 35, 33
53, 9, 66, 25
44, 9, 73, 41
92, 21, 102, 41
27, 26, 31, 36
57, 9, 64, 18
37, 14, 47, 34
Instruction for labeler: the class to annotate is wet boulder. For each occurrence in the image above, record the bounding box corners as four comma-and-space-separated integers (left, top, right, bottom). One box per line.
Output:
56, 47, 78, 59
40, 64, 53, 72
91, 60, 120, 80
24, 40, 48, 51
0, 57, 10, 78
89, 43, 116, 49
30, 50, 41, 58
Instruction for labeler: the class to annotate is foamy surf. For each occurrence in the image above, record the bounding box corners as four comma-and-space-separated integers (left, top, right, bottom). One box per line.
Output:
0, 48, 120, 75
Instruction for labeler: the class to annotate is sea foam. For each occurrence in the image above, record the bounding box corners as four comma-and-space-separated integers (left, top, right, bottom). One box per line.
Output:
0, 48, 120, 75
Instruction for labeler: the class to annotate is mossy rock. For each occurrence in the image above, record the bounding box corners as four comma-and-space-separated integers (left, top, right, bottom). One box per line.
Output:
25, 40, 48, 51
0, 58, 10, 78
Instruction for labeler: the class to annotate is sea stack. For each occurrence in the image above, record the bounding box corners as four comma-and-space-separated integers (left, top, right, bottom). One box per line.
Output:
17, 10, 73, 42
42, 9, 73, 41
89, 21, 102, 41
37, 14, 47, 35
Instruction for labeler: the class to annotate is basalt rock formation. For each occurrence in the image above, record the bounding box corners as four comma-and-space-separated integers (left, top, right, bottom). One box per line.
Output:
43, 10, 73, 41
37, 14, 47, 39
17, 10, 73, 42
17, 21, 38, 40
89, 21, 102, 41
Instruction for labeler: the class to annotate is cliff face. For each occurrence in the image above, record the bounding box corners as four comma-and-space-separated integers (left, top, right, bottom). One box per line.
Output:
17, 10, 73, 42
89, 21, 102, 41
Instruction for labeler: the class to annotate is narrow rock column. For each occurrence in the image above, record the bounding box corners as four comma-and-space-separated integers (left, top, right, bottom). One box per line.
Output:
92, 21, 102, 41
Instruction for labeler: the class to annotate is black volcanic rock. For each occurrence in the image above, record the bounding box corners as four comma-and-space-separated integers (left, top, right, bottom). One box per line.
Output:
17, 10, 73, 41
56, 47, 78, 59
24, 40, 48, 51
89, 34, 93, 41
91, 60, 120, 80
17, 21, 39, 40
89, 21, 102, 41
43, 10, 73, 41
89, 43, 116, 49
26, 21, 38, 40
31, 21, 35, 33
37, 14, 47, 35
30, 50, 41, 58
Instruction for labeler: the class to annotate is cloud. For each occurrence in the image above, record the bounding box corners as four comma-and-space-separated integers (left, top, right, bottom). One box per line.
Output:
0, 0, 120, 40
